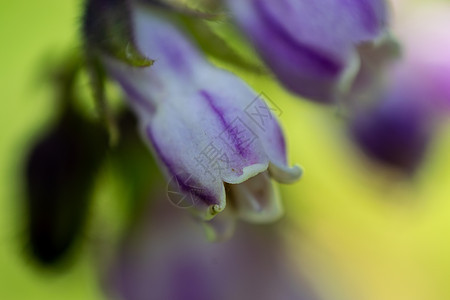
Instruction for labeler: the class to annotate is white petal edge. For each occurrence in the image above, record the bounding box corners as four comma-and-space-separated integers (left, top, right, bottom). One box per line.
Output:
268, 162, 303, 184
221, 162, 269, 185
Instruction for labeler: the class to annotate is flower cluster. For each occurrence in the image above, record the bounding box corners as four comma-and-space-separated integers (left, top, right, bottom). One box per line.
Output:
21, 0, 450, 298
83, 0, 391, 227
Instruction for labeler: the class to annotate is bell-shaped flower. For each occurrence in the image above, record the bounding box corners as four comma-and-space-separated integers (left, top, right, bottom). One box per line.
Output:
226, 0, 389, 103
102, 4, 302, 221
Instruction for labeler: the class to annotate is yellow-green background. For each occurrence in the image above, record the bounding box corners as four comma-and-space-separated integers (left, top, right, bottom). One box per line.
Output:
1, 0, 450, 299
0, 1, 102, 299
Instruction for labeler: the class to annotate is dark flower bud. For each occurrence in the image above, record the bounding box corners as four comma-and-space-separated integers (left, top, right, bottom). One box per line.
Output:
350, 95, 434, 174
25, 108, 108, 265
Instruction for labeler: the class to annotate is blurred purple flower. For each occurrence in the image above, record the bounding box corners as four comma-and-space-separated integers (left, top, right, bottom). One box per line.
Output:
102, 199, 319, 300
349, 2, 450, 173
227, 0, 389, 103
103, 4, 301, 222
350, 90, 435, 174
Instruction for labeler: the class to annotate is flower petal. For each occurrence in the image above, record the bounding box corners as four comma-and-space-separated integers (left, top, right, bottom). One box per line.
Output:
145, 120, 227, 220
268, 162, 303, 184
227, 171, 283, 223
194, 72, 301, 185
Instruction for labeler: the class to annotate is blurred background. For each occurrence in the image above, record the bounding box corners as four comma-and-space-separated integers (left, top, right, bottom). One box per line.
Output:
1, 0, 450, 299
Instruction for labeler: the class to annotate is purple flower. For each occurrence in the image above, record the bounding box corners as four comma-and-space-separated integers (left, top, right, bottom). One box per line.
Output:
349, 1, 450, 174
103, 4, 301, 221
103, 199, 319, 300
227, 0, 389, 103
350, 90, 435, 174
349, 69, 444, 174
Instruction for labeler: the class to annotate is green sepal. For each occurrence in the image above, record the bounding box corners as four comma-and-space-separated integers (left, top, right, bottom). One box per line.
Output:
177, 14, 266, 73
140, 0, 266, 73
83, 0, 154, 67
85, 53, 120, 146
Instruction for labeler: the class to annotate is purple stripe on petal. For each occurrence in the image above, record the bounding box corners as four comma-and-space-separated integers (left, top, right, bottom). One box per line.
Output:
200, 90, 253, 159
255, 0, 342, 77
146, 126, 219, 206
158, 38, 191, 74
199, 90, 228, 133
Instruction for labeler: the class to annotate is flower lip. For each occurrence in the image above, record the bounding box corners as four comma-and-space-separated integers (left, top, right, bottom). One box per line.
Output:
268, 162, 303, 184
221, 163, 268, 185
